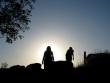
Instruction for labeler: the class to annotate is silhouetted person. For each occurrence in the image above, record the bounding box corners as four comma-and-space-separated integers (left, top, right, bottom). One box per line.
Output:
66, 47, 74, 62
42, 46, 54, 70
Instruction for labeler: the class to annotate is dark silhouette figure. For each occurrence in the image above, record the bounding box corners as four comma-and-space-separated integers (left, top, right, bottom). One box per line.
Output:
66, 47, 74, 62
42, 46, 54, 70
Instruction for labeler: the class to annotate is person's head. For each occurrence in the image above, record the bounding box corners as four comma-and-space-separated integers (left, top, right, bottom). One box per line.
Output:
69, 47, 73, 50
46, 46, 51, 51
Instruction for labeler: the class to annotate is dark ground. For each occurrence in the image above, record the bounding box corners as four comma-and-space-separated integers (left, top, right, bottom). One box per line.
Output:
0, 53, 110, 82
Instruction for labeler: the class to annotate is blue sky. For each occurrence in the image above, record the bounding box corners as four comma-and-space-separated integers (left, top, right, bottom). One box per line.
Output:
0, 0, 110, 67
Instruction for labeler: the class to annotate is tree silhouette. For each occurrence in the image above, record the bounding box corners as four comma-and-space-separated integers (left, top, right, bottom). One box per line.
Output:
0, 0, 35, 43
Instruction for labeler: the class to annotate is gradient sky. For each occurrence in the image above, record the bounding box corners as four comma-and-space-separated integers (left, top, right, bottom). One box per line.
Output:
0, 0, 110, 67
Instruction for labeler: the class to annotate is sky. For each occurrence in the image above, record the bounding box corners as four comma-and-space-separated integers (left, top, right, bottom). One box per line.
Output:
0, 0, 110, 67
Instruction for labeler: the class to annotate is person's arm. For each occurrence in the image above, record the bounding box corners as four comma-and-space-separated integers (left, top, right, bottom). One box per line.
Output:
42, 57, 44, 64
52, 55, 54, 61
52, 52, 54, 61
42, 54, 45, 64
73, 55, 74, 60
72, 50, 74, 60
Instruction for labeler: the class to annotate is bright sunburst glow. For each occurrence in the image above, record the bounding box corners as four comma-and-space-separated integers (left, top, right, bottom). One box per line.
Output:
37, 42, 64, 63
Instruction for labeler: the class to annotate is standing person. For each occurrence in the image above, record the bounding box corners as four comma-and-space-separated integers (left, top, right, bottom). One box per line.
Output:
42, 46, 54, 70
66, 47, 74, 62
